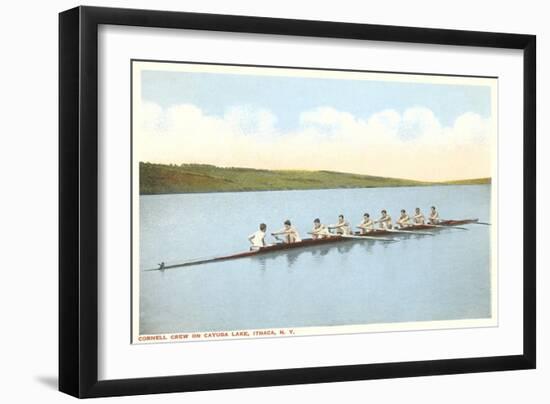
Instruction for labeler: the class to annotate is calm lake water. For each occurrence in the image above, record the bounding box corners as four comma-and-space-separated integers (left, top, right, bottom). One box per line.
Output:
139, 185, 492, 335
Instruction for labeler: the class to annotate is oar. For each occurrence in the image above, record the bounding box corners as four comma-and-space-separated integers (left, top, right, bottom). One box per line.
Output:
440, 219, 491, 226
388, 228, 435, 236
425, 224, 469, 230
341, 234, 396, 242
307, 231, 338, 238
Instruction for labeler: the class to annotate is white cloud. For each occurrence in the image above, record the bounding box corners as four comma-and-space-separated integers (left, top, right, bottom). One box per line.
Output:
300, 107, 357, 130
400, 107, 442, 141
366, 109, 401, 136
136, 102, 493, 181
224, 106, 277, 137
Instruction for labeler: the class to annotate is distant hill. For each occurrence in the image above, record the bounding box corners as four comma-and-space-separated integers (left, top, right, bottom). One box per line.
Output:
139, 162, 490, 194
442, 178, 491, 185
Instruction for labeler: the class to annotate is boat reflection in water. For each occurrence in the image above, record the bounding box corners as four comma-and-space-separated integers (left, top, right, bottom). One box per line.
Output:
251, 238, 395, 270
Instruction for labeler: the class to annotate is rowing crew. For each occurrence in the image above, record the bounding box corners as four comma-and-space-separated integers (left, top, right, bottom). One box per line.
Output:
248, 207, 441, 248
371, 206, 440, 231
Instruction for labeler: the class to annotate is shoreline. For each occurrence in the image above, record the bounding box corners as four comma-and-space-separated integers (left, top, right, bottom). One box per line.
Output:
139, 182, 491, 196
139, 162, 490, 195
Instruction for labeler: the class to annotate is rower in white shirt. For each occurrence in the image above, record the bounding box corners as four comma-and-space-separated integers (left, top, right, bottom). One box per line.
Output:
328, 214, 352, 235
357, 213, 374, 234
248, 223, 267, 250
428, 206, 440, 224
375, 210, 393, 229
310, 218, 331, 239
396, 209, 411, 228
272, 220, 302, 243
413, 207, 425, 225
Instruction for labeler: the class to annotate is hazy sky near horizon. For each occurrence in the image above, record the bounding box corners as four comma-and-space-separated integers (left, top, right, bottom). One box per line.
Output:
135, 64, 495, 182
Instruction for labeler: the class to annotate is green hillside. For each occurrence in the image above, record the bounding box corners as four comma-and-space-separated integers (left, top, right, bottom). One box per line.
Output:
139, 162, 490, 194
442, 178, 491, 185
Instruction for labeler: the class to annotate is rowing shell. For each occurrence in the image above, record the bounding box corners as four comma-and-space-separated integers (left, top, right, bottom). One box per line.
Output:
363, 218, 479, 237
146, 234, 375, 271
145, 218, 479, 271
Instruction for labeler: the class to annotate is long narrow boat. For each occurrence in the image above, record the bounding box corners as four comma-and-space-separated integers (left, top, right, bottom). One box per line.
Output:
151, 235, 356, 270
146, 218, 480, 271
365, 218, 479, 236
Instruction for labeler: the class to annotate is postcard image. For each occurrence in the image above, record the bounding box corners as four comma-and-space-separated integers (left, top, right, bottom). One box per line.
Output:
131, 60, 497, 344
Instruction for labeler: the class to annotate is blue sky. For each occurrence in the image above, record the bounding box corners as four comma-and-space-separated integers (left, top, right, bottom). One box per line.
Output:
141, 70, 491, 131
136, 66, 495, 181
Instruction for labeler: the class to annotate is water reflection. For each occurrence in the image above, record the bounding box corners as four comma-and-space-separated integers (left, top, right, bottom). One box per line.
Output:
244, 235, 427, 273
250, 239, 393, 270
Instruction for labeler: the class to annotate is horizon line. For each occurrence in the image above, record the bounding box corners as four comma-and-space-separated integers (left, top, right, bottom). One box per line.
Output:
139, 161, 492, 184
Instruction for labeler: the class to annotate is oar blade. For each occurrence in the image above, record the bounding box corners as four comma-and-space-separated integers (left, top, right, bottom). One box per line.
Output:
341, 234, 396, 242
389, 229, 435, 236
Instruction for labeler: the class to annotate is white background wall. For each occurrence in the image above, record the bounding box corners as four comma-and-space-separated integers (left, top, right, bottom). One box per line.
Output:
0, 0, 545, 402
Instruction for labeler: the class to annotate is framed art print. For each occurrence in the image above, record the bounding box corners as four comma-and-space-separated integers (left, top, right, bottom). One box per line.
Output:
132, 60, 498, 343
59, 6, 536, 398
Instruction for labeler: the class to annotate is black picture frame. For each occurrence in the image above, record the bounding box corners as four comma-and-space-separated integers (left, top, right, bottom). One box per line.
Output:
59, 5, 536, 398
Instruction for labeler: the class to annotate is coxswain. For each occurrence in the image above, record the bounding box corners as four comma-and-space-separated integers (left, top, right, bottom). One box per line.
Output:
248, 223, 267, 250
